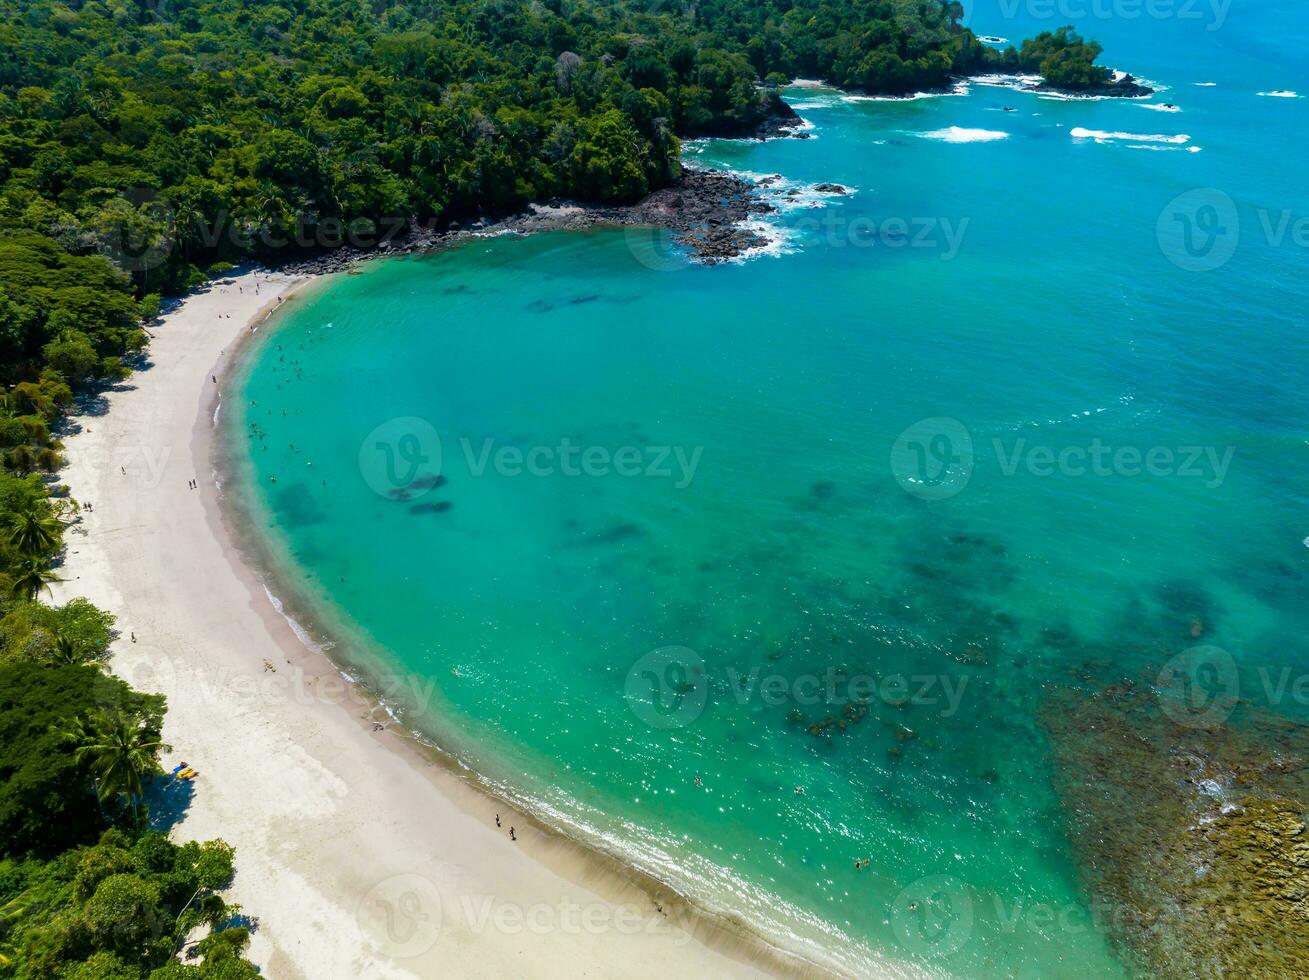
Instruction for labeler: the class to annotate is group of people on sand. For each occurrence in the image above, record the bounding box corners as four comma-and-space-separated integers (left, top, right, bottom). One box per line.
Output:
495, 813, 517, 841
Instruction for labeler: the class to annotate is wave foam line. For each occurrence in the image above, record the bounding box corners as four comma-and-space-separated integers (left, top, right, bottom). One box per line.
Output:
842, 79, 970, 103
263, 583, 329, 652
1070, 127, 1190, 144
917, 125, 1009, 143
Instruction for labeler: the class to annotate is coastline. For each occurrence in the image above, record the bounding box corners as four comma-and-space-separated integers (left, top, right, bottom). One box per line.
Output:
270, 166, 782, 273
49, 266, 852, 979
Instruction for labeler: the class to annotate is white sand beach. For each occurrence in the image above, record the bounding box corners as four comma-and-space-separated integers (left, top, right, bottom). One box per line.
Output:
50, 269, 795, 980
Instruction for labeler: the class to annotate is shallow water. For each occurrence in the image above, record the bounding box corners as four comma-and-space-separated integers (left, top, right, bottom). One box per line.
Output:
230, 4, 1309, 975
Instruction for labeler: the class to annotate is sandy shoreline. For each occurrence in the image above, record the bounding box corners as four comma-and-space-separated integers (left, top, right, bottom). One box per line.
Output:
49, 267, 828, 979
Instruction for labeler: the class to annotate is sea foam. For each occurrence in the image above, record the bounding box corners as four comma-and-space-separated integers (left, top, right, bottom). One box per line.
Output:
917, 126, 1009, 143
841, 80, 970, 103
1070, 127, 1190, 145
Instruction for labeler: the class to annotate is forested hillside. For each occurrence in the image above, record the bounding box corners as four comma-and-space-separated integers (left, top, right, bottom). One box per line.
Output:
0, 0, 1115, 307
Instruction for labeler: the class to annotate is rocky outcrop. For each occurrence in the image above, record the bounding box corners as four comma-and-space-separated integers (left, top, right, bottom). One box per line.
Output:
1042, 72, 1154, 98
752, 94, 811, 140
274, 166, 778, 273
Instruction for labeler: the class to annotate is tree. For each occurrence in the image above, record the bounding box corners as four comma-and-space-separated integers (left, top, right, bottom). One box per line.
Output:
81, 873, 168, 960
10, 558, 60, 600
50, 597, 115, 665
62, 709, 171, 823
0, 664, 153, 855
6, 503, 65, 557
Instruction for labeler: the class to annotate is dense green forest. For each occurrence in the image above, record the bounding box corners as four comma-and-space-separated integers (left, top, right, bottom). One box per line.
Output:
0, 2, 1123, 975
0, 0, 1118, 308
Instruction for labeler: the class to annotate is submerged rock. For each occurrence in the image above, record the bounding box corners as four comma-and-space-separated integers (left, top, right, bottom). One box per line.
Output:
409, 500, 452, 514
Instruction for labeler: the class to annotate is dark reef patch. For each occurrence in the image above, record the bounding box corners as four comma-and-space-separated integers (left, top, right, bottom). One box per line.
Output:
1041, 663, 1309, 977
272, 483, 327, 528
407, 474, 447, 491
409, 500, 452, 514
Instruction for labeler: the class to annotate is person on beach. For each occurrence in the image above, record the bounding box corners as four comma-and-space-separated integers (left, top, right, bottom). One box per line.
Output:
509, 827, 516, 841
495, 814, 501, 827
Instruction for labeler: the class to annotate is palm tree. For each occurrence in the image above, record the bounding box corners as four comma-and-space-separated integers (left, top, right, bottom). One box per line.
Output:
62, 711, 171, 822
49, 631, 104, 666
171, 199, 204, 265
10, 558, 60, 600
7, 507, 65, 557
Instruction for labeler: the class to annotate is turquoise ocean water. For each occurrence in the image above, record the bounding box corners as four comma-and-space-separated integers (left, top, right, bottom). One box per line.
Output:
228, 4, 1308, 976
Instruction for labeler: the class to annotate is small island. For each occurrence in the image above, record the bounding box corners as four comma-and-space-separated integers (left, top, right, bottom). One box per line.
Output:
986, 26, 1154, 98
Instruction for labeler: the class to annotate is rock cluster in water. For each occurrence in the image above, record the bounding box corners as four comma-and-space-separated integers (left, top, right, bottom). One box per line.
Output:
274, 165, 777, 273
